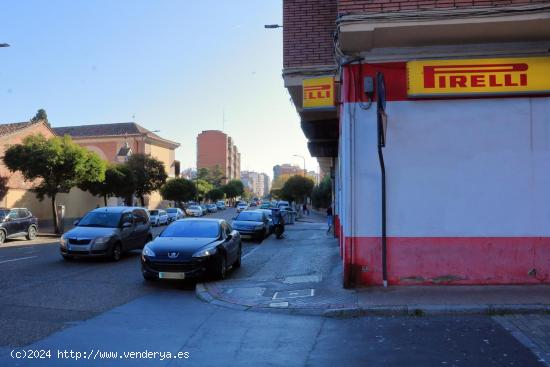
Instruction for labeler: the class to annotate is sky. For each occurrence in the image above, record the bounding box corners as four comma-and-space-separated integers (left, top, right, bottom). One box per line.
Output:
0, 0, 318, 178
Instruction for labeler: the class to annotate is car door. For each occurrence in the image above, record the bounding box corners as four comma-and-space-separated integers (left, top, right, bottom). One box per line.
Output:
132, 209, 149, 249
119, 212, 135, 250
222, 222, 237, 264
17, 209, 31, 233
4, 210, 21, 236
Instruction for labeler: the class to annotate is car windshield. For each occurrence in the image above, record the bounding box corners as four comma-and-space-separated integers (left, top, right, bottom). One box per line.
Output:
190, 206, 200, 210
149, 210, 159, 215
166, 209, 177, 213
160, 221, 220, 238
0, 209, 9, 219
78, 212, 121, 228
236, 212, 263, 222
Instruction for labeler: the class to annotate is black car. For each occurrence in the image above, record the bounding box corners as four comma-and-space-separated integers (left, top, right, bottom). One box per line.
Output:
60, 207, 152, 261
141, 218, 241, 281
0, 208, 38, 244
232, 210, 270, 241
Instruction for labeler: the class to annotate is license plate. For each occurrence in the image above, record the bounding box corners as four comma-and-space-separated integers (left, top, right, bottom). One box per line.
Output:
158, 272, 186, 280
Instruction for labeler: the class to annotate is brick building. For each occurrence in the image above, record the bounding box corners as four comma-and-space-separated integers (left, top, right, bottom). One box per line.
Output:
273, 163, 303, 180
282, 0, 550, 287
197, 130, 240, 182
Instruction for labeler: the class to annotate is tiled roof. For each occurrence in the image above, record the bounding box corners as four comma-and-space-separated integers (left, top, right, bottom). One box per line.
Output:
53, 122, 179, 147
0, 121, 37, 136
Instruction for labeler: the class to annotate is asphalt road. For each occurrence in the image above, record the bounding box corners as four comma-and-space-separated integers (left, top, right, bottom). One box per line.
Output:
0, 207, 544, 366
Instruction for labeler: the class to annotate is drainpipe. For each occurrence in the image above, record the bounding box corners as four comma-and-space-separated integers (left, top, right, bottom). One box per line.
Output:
376, 72, 388, 288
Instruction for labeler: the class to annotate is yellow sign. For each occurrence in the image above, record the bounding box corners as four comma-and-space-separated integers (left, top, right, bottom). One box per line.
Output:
303, 76, 335, 109
407, 57, 550, 97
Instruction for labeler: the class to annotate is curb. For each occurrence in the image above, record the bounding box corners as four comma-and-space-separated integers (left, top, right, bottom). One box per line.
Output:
195, 283, 550, 318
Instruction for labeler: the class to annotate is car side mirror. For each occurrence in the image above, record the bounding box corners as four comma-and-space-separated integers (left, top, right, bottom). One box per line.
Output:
73, 219, 80, 226
226, 234, 233, 240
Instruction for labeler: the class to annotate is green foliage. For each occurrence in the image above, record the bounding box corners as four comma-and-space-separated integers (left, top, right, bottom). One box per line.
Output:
195, 179, 213, 202
280, 175, 314, 203
206, 188, 224, 201
196, 168, 210, 181
222, 179, 244, 199
79, 164, 135, 206
271, 174, 291, 190
125, 154, 168, 206
3, 134, 106, 233
160, 178, 197, 203
196, 166, 226, 188
311, 175, 332, 209
31, 109, 48, 124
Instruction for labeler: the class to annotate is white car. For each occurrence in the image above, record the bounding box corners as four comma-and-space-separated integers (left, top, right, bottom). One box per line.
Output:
166, 208, 185, 222
149, 209, 169, 226
236, 203, 248, 213
186, 205, 203, 217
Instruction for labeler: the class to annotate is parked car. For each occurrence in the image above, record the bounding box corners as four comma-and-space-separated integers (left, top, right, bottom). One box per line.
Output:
232, 210, 270, 241
200, 204, 208, 216
0, 208, 38, 244
277, 201, 290, 208
141, 218, 242, 281
186, 205, 203, 217
236, 203, 248, 213
257, 209, 274, 234
60, 207, 152, 261
166, 208, 185, 222
149, 209, 169, 226
216, 201, 226, 210
260, 203, 272, 209
206, 204, 218, 213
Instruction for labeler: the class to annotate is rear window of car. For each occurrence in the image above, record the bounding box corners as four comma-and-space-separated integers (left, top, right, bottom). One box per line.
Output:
236, 211, 263, 222
149, 210, 159, 215
166, 208, 177, 213
160, 220, 220, 238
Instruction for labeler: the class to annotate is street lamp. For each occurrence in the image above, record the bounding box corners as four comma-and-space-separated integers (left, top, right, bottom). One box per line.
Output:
293, 154, 306, 176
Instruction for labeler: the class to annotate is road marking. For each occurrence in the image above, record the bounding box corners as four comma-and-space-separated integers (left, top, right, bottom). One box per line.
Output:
242, 245, 261, 260
0, 256, 38, 264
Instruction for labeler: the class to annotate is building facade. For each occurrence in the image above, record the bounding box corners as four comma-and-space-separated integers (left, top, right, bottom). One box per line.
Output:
197, 130, 241, 182
283, 0, 550, 287
241, 171, 270, 198
273, 163, 303, 180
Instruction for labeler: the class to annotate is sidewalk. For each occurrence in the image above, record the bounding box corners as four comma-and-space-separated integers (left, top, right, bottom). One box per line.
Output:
196, 218, 550, 317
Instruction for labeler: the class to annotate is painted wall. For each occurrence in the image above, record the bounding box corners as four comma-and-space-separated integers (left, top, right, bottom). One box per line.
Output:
339, 64, 550, 285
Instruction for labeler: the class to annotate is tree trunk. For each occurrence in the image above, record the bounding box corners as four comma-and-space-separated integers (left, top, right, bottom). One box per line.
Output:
103, 195, 108, 207
51, 194, 59, 234
140, 195, 145, 207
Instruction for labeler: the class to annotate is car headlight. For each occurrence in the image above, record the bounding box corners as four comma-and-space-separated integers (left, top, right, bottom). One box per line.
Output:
193, 248, 217, 257
255, 225, 264, 230
93, 236, 111, 245
141, 246, 155, 261
60, 236, 67, 248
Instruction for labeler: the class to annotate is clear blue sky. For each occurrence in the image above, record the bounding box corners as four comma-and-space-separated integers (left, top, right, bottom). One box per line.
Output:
0, 0, 318, 178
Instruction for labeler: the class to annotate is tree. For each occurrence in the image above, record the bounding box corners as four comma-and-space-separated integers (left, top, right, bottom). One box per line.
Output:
209, 165, 225, 188
4, 134, 106, 233
31, 109, 48, 125
280, 175, 314, 203
79, 164, 134, 206
125, 154, 168, 206
207, 188, 224, 201
311, 175, 332, 209
271, 174, 291, 190
160, 178, 197, 205
0, 176, 8, 203
196, 167, 210, 181
222, 180, 244, 199
195, 179, 213, 203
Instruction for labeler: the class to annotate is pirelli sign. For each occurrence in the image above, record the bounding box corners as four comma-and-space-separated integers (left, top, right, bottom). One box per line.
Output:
303, 76, 335, 109
407, 57, 550, 97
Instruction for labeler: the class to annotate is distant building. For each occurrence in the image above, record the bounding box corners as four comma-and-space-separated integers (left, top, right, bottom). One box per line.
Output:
273, 163, 303, 180
241, 171, 271, 198
181, 168, 196, 180
307, 170, 320, 185
54, 122, 180, 177
197, 130, 240, 182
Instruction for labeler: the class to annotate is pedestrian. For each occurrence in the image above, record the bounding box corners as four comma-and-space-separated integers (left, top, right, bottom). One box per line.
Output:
302, 203, 308, 216
326, 205, 333, 234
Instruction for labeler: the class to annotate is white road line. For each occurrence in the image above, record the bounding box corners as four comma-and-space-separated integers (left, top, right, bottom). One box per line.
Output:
0, 256, 38, 264
242, 246, 261, 260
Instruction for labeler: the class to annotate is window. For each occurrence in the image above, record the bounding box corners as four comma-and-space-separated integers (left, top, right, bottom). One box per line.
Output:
223, 222, 232, 236
17, 209, 30, 219
6, 210, 18, 220
160, 220, 220, 238
120, 213, 133, 225
133, 210, 147, 223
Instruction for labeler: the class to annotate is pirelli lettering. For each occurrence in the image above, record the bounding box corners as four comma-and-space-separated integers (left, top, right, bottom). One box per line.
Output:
407, 57, 550, 97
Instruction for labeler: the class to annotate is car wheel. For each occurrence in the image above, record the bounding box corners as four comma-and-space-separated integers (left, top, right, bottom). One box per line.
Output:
62, 254, 73, 261
0, 230, 5, 244
234, 243, 242, 268
26, 225, 37, 240
216, 254, 227, 280
110, 243, 122, 261
143, 272, 157, 281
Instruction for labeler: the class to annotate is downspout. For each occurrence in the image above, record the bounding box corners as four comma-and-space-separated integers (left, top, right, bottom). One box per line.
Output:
376, 72, 388, 288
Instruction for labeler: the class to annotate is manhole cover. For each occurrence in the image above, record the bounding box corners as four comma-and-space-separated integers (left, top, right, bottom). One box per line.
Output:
282, 275, 321, 284
272, 289, 315, 300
